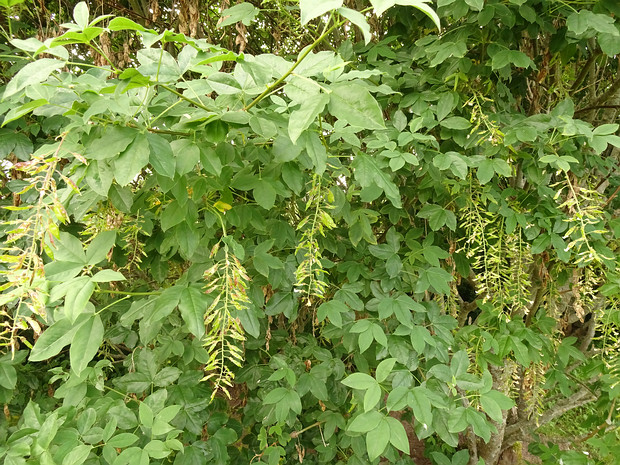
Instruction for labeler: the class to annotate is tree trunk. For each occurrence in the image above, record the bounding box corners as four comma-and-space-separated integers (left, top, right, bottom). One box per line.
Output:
476, 363, 517, 465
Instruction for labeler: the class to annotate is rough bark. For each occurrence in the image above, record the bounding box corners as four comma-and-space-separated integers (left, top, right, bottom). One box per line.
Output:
501, 386, 596, 454
477, 362, 517, 465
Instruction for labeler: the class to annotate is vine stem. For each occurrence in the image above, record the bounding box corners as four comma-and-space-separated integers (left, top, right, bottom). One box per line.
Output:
159, 84, 212, 112
95, 295, 131, 315
243, 17, 344, 111
290, 421, 322, 438
96, 289, 161, 296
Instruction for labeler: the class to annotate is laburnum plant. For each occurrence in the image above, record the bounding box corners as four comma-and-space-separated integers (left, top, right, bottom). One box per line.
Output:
0, 1, 619, 464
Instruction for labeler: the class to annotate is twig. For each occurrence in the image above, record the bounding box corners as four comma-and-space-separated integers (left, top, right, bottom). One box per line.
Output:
575, 104, 620, 115
243, 18, 344, 111
159, 84, 212, 112
290, 421, 322, 438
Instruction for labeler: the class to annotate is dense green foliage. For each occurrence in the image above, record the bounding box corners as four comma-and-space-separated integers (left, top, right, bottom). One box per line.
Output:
1, 0, 620, 464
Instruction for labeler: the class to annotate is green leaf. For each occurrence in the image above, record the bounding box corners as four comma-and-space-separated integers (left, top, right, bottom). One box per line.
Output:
64, 277, 95, 323
466, 408, 493, 442
450, 350, 469, 377
85, 231, 116, 265
284, 75, 321, 103
161, 200, 186, 231
348, 410, 383, 433
386, 385, 409, 411
0, 362, 16, 389
490, 50, 534, 70
394, 0, 441, 30
367, 417, 390, 460
417, 204, 456, 231
144, 439, 171, 459
148, 134, 175, 178
136, 48, 181, 82
45, 261, 84, 282
464, 0, 483, 11
254, 180, 277, 209
172, 139, 200, 176
3, 58, 65, 99
288, 93, 329, 144
153, 367, 182, 387
265, 388, 301, 422
430, 452, 452, 465
114, 133, 150, 186
328, 82, 385, 130
440, 116, 470, 130
253, 240, 283, 277
108, 17, 146, 31
73, 1, 89, 29
317, 300, 348, 327
37, 412, 59, 448
91, 269, 126, 282
52, 232, 86, 264
300, 0, 343, 25
370, 0, 395, 16
238, 305, 261, 338
436, 93, 458, 122
70, 314, 104, 375
375, 358, 396, 383
352, 153, 402, 208
107, 433, 139, 448
386, 416, 410, 454
364, 382, 381, 411
372, 323, 388, 347
476, 159, 494, 184
273, 134, 303, 162
62, 444, 92, 465
157, 404, 182, 423
30, 318, 80, 361
114, 447, 149, 465
263, 387, 288, 404
341, 372, 377, 390
408, 386, 433, 428
207, 72, 242, 94
519, 4, 537, 22
200, 146, 223, 176
493, 158, 512, 177
358, 326, 374, 353
218, 2, 260, 27
178, 286, 208, 338
85, 127, 137, 161
422, 244, 449, 267
303, 131, 328, 175
425, 267, 453, 295
479, 392, 503, 423
139, 401, 154, 428
3, 98, 48, 126
510, 336, 530, 365
483, 389, 515, 409
599, 32, 620, 56
175, 222, 199, 259
337, 8, 372, 44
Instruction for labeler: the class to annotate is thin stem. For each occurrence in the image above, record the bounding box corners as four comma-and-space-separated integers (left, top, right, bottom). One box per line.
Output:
95, 295, 131, 315
66, 61, 115, 72
96, 289, 161, 296
5, 6, 12, 38
244, 18, 344, 111
88, 43, 121, 74
160, 84, 212, 112
148, 98, 183, 129
290, 421, 322, 438
0, 54, 29, 60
